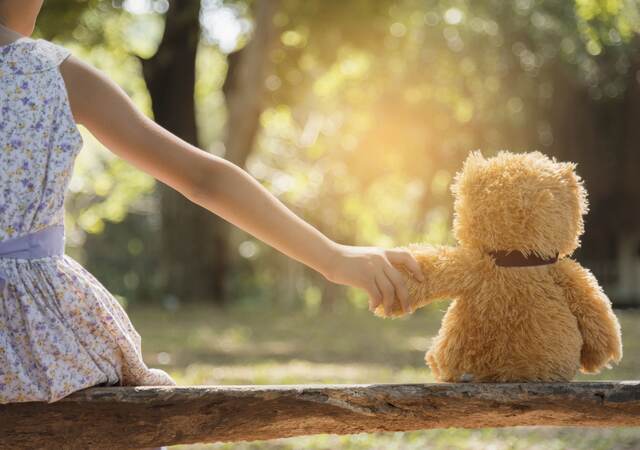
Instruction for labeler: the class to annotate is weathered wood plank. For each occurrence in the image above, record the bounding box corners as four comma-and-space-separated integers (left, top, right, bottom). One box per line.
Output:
1, 382, 639, 449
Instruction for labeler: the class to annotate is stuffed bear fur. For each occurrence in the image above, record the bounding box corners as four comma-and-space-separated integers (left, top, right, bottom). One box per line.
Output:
376, 150, 622, 382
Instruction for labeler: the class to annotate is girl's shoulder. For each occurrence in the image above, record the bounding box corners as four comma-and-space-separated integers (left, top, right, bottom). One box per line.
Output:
0, 37, 71, 76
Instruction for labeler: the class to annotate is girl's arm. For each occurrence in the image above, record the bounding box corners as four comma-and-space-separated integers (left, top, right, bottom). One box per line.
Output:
59, 55, 424, 314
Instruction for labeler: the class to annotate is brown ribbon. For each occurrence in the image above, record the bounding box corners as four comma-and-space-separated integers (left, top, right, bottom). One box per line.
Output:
489, 250, 559, 267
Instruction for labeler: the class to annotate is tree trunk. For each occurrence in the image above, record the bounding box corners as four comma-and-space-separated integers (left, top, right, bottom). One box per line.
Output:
141, 0, 223, 303
619, 46, 640, 233
545, 48, 640, 305
222, 0, 280, 166
210, 0, 281, 303
141, 0, 281, 305
547, 63, 620, 262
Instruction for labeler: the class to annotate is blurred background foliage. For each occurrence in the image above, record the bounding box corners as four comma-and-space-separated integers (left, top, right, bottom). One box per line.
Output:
35, 0, 640, 310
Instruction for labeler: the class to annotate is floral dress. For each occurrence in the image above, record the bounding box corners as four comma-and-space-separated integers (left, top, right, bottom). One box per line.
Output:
0, 37, 176, 404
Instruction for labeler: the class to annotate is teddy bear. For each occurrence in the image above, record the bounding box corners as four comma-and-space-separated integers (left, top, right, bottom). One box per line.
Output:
376, 150, 622, 382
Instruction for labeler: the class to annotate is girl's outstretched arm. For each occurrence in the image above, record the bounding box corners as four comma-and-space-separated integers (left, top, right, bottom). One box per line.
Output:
59, 55, 424, 314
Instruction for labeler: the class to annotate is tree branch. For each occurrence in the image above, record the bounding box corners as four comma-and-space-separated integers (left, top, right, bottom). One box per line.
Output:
2, 382, 639, 448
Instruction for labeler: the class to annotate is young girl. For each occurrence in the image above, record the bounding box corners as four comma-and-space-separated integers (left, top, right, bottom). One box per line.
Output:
0, 1, 424, 404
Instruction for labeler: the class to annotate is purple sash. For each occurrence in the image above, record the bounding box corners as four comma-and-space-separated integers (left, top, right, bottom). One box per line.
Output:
0, 223, 65, 297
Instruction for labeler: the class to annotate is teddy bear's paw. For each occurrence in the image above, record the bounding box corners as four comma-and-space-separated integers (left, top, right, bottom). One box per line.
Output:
372, 303, 409, 318
580, 347, 617, 373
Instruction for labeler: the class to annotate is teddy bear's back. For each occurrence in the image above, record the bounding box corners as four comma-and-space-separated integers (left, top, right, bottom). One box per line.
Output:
428, 264, 582, 382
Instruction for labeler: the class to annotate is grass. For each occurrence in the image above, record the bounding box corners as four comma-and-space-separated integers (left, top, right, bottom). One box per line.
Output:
127, 301, 640, 449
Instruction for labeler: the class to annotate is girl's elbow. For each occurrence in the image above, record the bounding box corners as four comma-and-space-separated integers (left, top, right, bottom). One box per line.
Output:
187, 159, 227, 204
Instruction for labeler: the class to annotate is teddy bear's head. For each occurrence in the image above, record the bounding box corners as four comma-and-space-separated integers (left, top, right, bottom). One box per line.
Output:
451, 151, 588, 258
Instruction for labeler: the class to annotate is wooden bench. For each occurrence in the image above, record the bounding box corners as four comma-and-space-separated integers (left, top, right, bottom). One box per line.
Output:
2, 381, 639, 448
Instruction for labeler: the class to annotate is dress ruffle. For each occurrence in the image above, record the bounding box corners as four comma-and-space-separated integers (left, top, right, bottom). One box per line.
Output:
0, 254, 175, 404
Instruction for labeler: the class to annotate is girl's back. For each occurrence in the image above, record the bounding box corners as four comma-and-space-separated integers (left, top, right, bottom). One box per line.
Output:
0, 37, 175, 404
0, 37, 82, 238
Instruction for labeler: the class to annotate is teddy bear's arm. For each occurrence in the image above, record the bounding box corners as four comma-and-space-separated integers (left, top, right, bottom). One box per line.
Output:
374, 245, 471, 318
555, 259, 623, 373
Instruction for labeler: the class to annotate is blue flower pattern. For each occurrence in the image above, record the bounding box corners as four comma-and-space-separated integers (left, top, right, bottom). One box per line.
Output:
0, 38, 175, 404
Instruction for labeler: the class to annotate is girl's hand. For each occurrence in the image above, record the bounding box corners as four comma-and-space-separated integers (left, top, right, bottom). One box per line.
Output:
324, 244, 425, 315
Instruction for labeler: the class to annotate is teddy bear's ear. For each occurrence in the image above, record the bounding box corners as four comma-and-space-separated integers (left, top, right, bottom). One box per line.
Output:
557, 160, 590, 215
451, 150, 487, 195
557, 162, 579, 185
462, 150, 486, 171
559, 161, 577, 176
